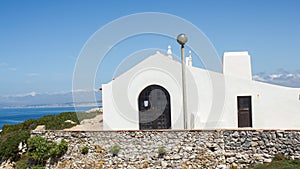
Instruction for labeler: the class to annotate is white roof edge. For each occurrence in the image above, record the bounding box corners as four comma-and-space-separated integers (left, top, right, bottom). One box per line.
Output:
223, 51, 249, 56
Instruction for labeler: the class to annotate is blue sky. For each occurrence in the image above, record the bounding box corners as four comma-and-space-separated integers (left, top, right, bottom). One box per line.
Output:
1, 0, 300, 96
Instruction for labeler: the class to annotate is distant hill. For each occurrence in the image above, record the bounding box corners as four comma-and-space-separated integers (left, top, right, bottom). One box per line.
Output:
0, 90, 101, 108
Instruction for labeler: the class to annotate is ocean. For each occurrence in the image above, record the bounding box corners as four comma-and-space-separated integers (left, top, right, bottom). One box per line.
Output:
0, 106, 97, 130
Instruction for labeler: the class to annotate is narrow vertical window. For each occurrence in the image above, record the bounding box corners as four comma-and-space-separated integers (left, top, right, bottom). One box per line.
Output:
237, 96, 252, 127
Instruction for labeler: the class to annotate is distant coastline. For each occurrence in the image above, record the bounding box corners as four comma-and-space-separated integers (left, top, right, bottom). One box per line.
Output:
0, 102, 102, 109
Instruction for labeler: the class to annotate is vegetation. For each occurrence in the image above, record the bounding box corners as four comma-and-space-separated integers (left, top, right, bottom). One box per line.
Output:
77, 110, 101, 122
0, 130, 30, 161
14, 154, 29, 169
27, 136, 68, 167
272, 154, 288, 161
1, 112, 79, 136
36, 112, 80, 130
0, 111, 89, 166
109, 144, 121, 156
247, 154, 300, 169
157, 146, 166, 158
81, 146, 89, 155
50, 139, 68, 159
28, 136, 54, 164
29, 165, 46, 169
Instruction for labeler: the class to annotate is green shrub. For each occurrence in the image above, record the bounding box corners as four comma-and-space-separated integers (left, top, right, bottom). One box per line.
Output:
28, 136, 52, 164
28, 136, 68, 166
0, 111, 76, 163
81, 146, 89, 155
158, 146, 166, 157
0, 130, 30, 161
273, 154, 288, 161
1, 120, 36, 135
109, 144, 121, 156
30, 165, 45, 169
49, 139, 68, 158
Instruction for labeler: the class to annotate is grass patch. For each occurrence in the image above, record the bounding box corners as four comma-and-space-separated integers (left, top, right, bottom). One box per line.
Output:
247, 156, 300, 169
37, 112, 79, 130
15, 154, 28, 169
80, 146, 89, 155
76, 111, 101, 122
158, 146, 166, 158
109, 144, 121, 156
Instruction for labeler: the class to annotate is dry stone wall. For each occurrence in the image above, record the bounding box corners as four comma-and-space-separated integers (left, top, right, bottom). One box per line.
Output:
31, 129, 300, 169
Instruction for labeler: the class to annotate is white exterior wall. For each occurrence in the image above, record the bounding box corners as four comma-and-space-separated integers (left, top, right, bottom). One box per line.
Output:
103, 52, 184, 130
250, 82, 300, 129
103, 52, 300, 130
219, 75, 300, 129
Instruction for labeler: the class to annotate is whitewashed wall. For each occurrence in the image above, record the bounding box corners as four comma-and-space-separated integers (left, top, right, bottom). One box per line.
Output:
103, 53, 184, 130
103, 52, 300, 130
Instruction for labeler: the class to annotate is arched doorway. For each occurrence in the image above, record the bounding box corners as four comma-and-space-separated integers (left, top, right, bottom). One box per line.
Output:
138, 85, 171, 130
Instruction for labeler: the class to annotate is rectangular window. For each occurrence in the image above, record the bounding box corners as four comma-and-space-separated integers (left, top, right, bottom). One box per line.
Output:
237, 96, 252, 128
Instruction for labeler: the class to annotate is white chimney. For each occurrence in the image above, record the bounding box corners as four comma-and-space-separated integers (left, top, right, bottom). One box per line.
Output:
186, 50, 192, 66
223, 51, 252, 80
167, 45, 173, 59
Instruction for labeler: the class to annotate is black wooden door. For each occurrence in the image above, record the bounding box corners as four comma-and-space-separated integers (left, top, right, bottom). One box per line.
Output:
138, 85, 171, 130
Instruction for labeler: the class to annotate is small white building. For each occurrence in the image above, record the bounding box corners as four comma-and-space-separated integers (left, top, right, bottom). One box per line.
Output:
102, 48, 300, 130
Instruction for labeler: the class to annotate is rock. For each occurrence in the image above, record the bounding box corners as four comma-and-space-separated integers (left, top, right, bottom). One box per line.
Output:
263, 154, 272, 158
184, 146, 193, 151
231, 162, 238, 169
189, 155, 195, 159
34, 125, 46, 131
18, 142, 23, 151
240, 131, 246, 136
240, 138, 246, 143
164, 156, 170, 160
65, 120, 77, 124
242, 154, 249, 160
227, 157, 235, 163
258, 141, 264, 146
232, 131, 239, 138
161, 161, 168, 168
277, 132, 284, 137
243, 141, 251, 147
172, 154, 181, 160
217, 164, 227, 169
251, 142, 259, 147
205, 142, 212, 147
0, 160, 14, 169
264, 159, 272, 163
236, 153, 242, 159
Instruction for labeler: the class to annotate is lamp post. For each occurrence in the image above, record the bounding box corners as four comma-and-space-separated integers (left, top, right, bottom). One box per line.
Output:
177, 33, 188, 129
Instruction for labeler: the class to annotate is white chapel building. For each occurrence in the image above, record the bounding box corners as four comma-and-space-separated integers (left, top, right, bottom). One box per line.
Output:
102, 46, 300, 130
